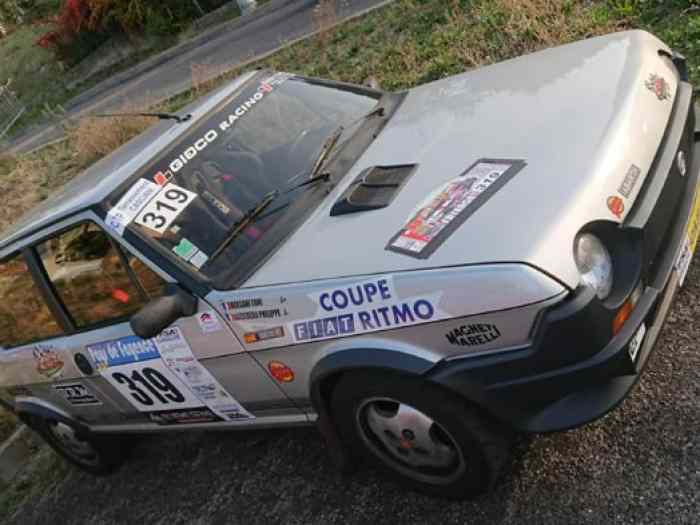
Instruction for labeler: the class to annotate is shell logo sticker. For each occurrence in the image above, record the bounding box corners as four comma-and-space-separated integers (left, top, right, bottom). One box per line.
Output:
268, 361, 295, 383
645, 73, 671, 101
607, 196, 625, 218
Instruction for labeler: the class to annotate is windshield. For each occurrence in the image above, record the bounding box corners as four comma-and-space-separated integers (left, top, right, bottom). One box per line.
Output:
104, 72, 380, 287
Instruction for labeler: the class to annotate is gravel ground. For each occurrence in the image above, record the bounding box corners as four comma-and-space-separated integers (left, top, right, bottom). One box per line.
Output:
7, 262, 700, 525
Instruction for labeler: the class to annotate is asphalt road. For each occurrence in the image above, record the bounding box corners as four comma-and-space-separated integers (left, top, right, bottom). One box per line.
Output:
7, 264, 699, 524
6, 0, 392, 155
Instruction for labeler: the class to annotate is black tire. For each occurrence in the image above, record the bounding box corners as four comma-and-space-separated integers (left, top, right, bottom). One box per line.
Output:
330, 370, 513, 499
29, 416, 129, 475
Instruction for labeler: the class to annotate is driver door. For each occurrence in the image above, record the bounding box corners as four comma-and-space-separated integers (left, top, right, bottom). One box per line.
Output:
33, 220, 296, 427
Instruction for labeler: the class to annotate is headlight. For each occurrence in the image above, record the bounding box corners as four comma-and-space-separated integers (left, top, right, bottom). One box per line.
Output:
574, 233, 613, 300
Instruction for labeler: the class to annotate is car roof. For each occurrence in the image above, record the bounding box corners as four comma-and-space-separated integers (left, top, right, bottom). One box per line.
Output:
0, 70, 258, 257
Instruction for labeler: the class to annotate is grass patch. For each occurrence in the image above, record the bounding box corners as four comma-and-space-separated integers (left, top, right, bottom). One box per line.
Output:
0, 446, 70, 522
0, 409, 19, 443
0, 106, 156, 235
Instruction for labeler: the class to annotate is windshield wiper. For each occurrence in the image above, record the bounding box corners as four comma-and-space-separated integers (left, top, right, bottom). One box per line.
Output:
208, 172, 331, 263
309, 106, 386, 178
94, 112, 192, 123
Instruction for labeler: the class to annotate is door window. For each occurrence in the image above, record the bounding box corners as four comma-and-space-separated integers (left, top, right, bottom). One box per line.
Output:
36, 223, 164, 328
127, 253, 168, 300
0, 254, 63, 347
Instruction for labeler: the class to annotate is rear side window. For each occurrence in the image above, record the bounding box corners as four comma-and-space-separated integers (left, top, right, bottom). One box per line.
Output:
0, 254, 63, 347
36, 223, 163, 328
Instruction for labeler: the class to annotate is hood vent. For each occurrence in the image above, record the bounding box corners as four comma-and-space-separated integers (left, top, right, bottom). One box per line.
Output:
330, 164, 417, 216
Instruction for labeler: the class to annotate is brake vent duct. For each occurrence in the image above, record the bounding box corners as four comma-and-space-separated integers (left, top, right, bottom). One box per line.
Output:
330, 164, 417, 216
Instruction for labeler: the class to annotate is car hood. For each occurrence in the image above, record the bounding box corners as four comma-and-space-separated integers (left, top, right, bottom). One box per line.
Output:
245, 30, 677, 289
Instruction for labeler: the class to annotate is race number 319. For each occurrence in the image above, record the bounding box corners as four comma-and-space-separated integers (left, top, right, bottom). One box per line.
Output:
104, 360, 202, 412
135, 183, 197, 234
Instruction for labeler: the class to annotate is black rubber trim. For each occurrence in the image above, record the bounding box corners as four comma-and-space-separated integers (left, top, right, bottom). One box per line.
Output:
310, 348, 435, 397
626, 82, 692, 228
15, 400, 91, 437
22, 247, 74, 332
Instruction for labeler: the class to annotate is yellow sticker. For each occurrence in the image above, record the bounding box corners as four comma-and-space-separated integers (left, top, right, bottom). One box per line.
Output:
687, 182, 700, 255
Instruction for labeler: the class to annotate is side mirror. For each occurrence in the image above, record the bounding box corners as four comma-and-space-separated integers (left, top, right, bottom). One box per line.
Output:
130, 285, 198, 339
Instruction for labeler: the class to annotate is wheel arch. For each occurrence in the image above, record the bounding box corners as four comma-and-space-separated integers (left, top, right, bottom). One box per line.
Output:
310, 348, 435, 408
14, 397, 91, 436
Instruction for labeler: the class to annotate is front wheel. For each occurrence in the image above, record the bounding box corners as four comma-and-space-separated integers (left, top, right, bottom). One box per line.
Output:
30, 416, 129, 475
330, 371, 513, 499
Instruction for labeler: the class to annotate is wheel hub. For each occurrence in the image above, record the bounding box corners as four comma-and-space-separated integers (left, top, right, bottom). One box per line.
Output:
356, 397, 466, 485
48, 422, 99, 464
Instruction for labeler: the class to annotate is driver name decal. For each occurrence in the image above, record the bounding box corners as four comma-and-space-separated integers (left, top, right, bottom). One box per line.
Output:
386, 159, 526, 259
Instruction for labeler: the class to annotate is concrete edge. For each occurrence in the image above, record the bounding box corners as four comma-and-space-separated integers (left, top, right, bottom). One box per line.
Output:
79, 0, 397, 115
65, 0, 299, 112
8, 0, 397, 156
0, 425, 43, 485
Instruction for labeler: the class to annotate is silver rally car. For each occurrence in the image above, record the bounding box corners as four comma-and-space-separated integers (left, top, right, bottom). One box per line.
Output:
0, 30, 698, 498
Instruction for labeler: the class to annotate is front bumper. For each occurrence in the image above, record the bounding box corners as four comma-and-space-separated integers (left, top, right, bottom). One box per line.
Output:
427, 83, 700, 433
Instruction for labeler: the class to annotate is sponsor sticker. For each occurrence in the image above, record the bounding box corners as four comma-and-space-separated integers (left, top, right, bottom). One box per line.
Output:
190, 250, 209, 269
148, 408, 222, 425
217, 72, 292, 134
154, 171, 170, 186
677, 183, 700, 287
87, 336, 160, 369
197, 310, 223, 334
268, 361, 295, 383
629, 323, 646, 362
54, 383, 102, 406
618, 165, 641, 198
173, 238, 199, 260
645, 73, 672, 101
33, 345, 64, 379
607, 195, 625, 218
386, 159, 525, 259
106, 178, 161, 235
172, 238, 209, 270
244, 326, 285, 344
154, 327, 253, 421
445, 323, 501, 347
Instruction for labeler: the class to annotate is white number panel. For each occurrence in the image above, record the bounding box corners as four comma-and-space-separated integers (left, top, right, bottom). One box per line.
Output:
87, 330, 254, 422
87, 336, 201, 412
103, 360, 201, 412
134, 183, 197, 234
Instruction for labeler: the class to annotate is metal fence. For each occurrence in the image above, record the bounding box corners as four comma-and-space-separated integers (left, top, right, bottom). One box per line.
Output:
0, 83, 24, 140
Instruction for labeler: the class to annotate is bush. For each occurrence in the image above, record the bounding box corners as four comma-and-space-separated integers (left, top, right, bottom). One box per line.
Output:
36, 0, 230, 62
36, 0, 108, 63
95, 0, 229, 35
